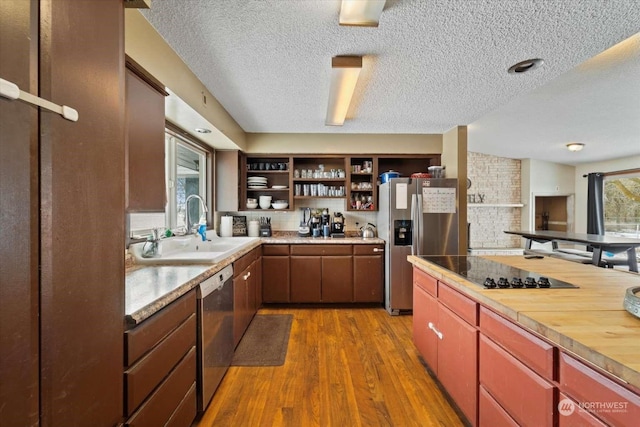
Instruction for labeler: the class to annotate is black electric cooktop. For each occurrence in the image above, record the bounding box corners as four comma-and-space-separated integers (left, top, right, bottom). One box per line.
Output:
419, 255, 579, 289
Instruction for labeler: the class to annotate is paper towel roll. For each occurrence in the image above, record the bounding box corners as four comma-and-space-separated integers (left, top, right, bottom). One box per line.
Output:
248, 220, 260, 237
220, 216, 233, 237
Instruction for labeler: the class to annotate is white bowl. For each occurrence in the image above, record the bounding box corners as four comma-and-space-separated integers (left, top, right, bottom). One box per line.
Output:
259, 201, 272, 209
272, 202, 288, 209
246, 202, 259, 209
247, 198, 257, 203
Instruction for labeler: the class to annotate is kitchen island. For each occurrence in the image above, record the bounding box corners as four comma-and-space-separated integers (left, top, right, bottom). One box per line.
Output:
408, 254, 640, 426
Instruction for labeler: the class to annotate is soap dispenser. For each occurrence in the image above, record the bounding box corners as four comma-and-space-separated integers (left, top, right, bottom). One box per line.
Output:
197, 215, 207, 241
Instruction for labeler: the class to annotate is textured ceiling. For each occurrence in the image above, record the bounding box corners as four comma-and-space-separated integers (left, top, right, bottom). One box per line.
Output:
142, 0, 640, 164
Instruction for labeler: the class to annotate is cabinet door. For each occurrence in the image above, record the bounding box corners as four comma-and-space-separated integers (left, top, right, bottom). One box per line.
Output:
290, 256, 321, 302
254, 253, 263, 310
321, 256, 353, 302
233, 270, 248, 347
246, 261, 256, 322
39, 1, 125, 425
0, 1, 39, 425
125, 67, 166, 212
262, 256, 290, 302
438, 303, 478, 425
353, 254, 383, 302
412, 284, 438, 371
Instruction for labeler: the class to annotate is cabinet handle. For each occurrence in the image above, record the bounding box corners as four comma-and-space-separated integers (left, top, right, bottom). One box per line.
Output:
0, 77, 79, 122
243, 271, 251, 281
427, 322, 443, 340
373, 248, 384, 252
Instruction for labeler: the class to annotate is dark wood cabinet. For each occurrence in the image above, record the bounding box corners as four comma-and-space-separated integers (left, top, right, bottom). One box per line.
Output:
263, 244, 382, 304
1, 1, 125, 425
0, 2, 40, 425
353, 245, 384, 302
233, 249, 259, 346
262, 245, 291, 303
290, 245, 354, 303
124, 290, 197, 427
125, 62, 167, 212
290, 256, 322, 302
321, 256, 353, 302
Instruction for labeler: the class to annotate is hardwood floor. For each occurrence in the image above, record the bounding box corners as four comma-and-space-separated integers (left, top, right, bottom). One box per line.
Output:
196, 307, 464, 427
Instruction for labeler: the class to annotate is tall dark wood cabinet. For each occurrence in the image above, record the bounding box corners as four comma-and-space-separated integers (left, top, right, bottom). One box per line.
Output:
1, 1, 125, 426
0, 1, 40, 426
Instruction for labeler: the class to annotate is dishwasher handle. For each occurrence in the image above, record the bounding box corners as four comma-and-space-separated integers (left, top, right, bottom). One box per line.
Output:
197, 264, 233, 299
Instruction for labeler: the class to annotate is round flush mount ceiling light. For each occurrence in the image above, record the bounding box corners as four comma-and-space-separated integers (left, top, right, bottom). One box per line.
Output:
508, 58, 544, 74
566, 142, 585, 152
195, 128, 211, 134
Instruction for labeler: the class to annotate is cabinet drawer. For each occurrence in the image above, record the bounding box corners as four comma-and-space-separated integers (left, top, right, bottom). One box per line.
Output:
166, 382, 197, 427
479, 385, 519, 427
413, 267, 437, 297
559, 353, 640, 427
480, 334, 555, 427
125, 347, 196, 427
125, 290, 196, 366
480, 306, 555, 380
125, 314, 196, 415
558, 393, 607, 427
291, 244, 352, 256
262, 244, 289, 256
353, 244, 383, 255
438, 282, 477, 326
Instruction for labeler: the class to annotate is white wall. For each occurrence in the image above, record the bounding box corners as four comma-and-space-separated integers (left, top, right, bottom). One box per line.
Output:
521, 159, 576, 231
574, 155, 640, 233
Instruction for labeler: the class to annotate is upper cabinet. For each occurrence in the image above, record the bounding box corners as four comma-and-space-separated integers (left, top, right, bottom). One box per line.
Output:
125, 58, 168, 212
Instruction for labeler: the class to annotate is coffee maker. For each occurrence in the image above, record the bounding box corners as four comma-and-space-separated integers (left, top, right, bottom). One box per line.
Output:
330, 212, 345, 237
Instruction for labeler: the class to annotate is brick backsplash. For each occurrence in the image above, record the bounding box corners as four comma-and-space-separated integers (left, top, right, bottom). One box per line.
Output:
467, 152, 522, 249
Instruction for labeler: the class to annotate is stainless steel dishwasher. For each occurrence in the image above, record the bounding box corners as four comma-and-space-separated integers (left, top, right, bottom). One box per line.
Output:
196, 264, 234, 412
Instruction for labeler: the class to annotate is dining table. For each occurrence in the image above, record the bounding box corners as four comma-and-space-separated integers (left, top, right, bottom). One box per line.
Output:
504, 230, 640, 272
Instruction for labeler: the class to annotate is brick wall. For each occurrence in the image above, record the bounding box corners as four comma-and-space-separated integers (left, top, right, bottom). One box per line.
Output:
467, 152, 522, 248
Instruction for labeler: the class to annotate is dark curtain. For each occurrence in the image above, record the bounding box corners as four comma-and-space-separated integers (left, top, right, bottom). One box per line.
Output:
586, 173, 604, 235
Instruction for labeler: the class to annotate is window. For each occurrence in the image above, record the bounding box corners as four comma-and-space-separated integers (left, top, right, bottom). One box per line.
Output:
604, 172, 640, 238
165, 128, 212, 231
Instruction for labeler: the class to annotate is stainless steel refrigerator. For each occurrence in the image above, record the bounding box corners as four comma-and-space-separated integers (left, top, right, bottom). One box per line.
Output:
377, 178, 459, 314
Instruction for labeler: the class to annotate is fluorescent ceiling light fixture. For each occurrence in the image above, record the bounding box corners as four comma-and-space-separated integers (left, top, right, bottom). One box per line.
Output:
339, 0, 386, 27
566, 142, 585, 152
326, 56, 363, 126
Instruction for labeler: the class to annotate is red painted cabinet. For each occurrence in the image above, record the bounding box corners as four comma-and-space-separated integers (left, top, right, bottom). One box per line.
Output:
479, 334, 555, 427
413, 283, 439, 372
558, 393, 607, 427
412, 268, 478, 425
479, 386, 519, 427
559, 353, 640, 427
437, 302, 478, 424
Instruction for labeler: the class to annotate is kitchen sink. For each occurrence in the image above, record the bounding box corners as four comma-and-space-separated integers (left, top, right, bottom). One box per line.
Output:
129, 234, 259, 264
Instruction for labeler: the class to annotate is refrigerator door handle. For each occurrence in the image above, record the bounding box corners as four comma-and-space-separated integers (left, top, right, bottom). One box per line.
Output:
411, 194, 418, 255
416, 194, 423, 254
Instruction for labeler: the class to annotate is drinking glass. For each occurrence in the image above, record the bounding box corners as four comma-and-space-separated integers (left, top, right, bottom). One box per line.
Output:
303, 184, 310, 196
295, 184, 301, 196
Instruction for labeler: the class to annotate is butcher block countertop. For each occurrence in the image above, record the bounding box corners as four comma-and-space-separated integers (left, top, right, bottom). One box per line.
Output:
408, 255, 640, 391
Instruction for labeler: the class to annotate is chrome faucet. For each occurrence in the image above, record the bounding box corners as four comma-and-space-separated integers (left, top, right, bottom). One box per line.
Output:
141, 228, 162, 258
185, 194, 209, 235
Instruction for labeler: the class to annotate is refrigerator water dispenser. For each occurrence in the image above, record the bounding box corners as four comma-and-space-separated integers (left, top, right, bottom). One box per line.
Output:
394, 220, 412, 246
